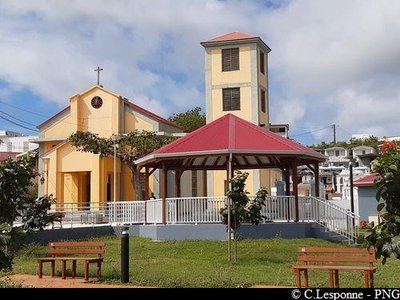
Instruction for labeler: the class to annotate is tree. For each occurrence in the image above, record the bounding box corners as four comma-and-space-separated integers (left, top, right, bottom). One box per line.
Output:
168, 107, 206, 133
220, 171, 267, 261
0, 153, 55, 271
68, 130, 176, 200
365, 141, 400, 264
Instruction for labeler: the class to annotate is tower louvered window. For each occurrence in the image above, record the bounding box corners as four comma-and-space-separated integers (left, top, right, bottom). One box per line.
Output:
223, 88, 240, 111
222, 48, 239, 72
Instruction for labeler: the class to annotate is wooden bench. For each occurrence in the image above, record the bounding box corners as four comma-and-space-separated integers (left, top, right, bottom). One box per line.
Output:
37, 241, 105, 281
293, 247, 377, 288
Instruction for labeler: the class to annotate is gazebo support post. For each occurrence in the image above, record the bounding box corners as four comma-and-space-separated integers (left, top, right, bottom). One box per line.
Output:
292, 162, 299, 222
162, 163, 168, 225
314, 163, 320, 198
144, 167, 150, 224
284, 167, 291, 221
285, 168, 291, 196
175, 170, 182, 198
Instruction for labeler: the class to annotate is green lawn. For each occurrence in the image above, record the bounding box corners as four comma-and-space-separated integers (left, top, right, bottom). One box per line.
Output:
11, 236, 400, 288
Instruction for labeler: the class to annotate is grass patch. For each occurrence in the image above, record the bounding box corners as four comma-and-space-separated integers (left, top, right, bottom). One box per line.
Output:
11, 235, 400, 288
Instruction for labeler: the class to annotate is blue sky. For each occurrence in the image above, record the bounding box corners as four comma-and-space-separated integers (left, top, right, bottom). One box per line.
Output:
1, 0, 400, 146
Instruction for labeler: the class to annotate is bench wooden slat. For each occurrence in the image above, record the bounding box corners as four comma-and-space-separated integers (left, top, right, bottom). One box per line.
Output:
48, 249, 105, 255
293, 265, 376, 271
298, 256, 376, 263
298, 247, 375, 254
49, 242, 105, 247
38, 257, 103, 262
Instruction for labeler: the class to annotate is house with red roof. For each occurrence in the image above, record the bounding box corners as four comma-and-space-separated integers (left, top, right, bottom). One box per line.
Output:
353, 173, 380, 223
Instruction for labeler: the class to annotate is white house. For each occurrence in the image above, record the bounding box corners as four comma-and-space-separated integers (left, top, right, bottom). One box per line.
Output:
0, 130, 38, 153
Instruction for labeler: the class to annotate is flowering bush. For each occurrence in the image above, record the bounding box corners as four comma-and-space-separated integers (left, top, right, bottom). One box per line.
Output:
365, 140, 400, 264
380, 141, 397, 153
359, 220, 367, 229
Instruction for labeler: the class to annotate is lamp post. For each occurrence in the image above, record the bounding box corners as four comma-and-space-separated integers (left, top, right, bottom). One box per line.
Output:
113, 136, 117, 203
349, 162, 355, 227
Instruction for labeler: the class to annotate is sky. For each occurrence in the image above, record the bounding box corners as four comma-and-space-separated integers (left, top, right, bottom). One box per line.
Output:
0, 0, 400, 146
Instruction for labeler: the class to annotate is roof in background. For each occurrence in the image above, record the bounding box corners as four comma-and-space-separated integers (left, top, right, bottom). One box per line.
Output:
353, 173, 378, 187
203, 31, 257, 43
200, 31, 271, 51
0, 152, 18, 161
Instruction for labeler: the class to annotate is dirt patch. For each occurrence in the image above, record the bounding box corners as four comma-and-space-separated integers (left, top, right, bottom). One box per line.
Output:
4, 274, 145, 288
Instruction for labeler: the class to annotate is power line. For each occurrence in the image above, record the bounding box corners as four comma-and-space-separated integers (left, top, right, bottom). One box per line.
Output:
0, 99, 48, 118
0, 114, 38, 132
291, 126, 331, 137
0, 110, 37, 127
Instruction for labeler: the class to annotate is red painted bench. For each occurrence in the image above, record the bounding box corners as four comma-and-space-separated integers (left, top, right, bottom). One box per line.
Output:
293, 247, 377, 288
37, 241, 105, 281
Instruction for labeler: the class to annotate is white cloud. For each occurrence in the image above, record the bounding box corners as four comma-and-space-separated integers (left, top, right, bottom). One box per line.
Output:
0, 0, 399, 143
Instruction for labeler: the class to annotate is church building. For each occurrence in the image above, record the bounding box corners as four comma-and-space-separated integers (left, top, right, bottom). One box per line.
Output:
35, 85, 183, 207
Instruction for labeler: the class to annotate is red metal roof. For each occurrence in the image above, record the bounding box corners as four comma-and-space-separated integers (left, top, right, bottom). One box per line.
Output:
0, 152, 18, 161
152, 114, 323, 157
203, 31, 257, 43
37, 99, 181, 130
353, 173, 378, 187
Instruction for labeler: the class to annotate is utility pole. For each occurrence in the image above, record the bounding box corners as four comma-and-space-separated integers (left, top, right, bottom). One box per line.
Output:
332, 124, 336, 145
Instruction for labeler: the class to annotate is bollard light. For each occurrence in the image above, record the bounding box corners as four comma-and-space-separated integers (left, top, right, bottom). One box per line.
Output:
121, 227, 129, 283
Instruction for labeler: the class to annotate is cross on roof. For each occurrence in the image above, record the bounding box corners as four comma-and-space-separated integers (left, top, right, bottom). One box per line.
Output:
94, 66, 103, 86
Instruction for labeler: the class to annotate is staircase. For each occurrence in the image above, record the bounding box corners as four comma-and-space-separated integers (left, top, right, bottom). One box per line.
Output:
299, 196, 360, 244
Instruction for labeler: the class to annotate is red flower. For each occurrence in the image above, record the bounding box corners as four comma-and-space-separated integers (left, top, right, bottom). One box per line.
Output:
380, 141, 397, 153
359, 220, 367, 229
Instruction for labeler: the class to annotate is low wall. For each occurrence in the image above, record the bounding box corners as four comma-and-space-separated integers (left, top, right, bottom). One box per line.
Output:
23, 225, 114, 245
113, 222, 341, 241
21, 222, 345, 244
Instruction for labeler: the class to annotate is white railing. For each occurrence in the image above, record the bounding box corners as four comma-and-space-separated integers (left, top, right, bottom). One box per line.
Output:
146, 199, 163, 224
262, 196, 296, 221
46, 196, 359, 243
166, 197, 226, 224
302, 196, 360, 243
108, 201, 145, 224
47, 202, 109, 228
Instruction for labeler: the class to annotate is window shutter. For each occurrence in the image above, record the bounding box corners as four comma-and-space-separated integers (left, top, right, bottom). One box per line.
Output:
260, 50, 265, 74
261, 89, 266, 113
223, 88, 240, 111
222, 48, 239, 72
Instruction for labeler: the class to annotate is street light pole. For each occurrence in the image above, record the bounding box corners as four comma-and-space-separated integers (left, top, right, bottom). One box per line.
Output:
113, 136, 117, 203
349, 162, 355, 227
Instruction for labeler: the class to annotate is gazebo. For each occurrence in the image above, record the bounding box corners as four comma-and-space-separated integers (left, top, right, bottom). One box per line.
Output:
136, 113, 326, 224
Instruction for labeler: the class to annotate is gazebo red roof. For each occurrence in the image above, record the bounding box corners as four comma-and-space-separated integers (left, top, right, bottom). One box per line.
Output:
137, 114, 325, 169
155, 114, 320, 154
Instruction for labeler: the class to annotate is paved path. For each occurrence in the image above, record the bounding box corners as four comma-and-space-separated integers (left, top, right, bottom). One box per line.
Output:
5, 274, 140, 288
4, 274, 293, 288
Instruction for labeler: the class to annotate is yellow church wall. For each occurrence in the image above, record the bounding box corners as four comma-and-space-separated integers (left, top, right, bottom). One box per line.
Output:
260, 169, 282, 194
212, 169, 256, 196
42, 114, 76, 139
77, 89, 120, 137
211, 47, 252, 85
124, 111, 154, 132
211, 86, 252, 122
57, 143, 94, 172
